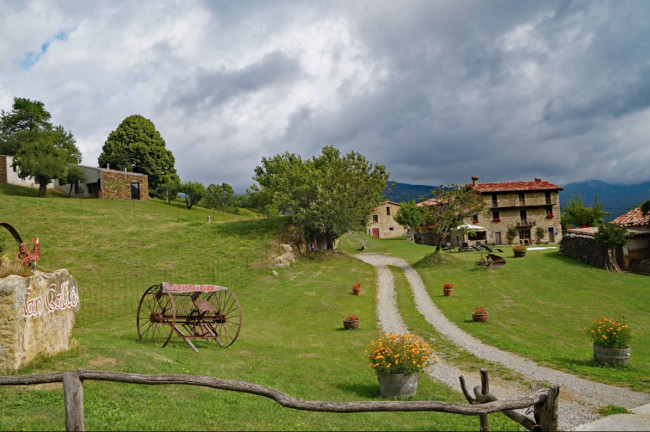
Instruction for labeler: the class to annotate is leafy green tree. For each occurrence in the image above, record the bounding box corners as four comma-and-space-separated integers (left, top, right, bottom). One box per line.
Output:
180, 180, 205, 209
157, 178, 181, 205
202, 183, 235, 210
595, 223, 632, 272
419, 185, 485, 252
641, 199, 650, 218
98, 115, 179, 194
0, 97, 52, 155
253, 146, 389, 249
394, 200, 422, 240
62, 165, 86, 198
0, 98, 82, 197
561, 194, 610, 228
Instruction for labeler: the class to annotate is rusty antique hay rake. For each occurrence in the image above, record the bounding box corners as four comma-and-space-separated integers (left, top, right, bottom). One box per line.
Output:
136, 282, 242, 352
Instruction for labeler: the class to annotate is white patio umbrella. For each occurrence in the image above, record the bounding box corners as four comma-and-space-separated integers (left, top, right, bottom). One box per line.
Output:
455, 223, 485, 230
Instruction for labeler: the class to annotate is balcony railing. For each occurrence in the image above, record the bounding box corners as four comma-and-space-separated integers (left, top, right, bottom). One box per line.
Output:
489, 198, 557, 208
516, 219, 536, 227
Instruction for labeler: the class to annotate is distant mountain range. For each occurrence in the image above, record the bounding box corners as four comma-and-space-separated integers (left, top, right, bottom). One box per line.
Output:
383, 180, 650, 219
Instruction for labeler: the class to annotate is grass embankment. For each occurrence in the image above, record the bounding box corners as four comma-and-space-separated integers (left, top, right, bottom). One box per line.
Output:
0, 186, 508, 431
339, 233, 650, 393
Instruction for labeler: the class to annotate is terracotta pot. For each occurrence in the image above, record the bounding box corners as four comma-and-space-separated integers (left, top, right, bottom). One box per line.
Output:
352, 287, 362, 296
593, 343, 631, 365
343, 319, 359, 330
472, 313, 488, 323
377, 373, 419, 398
514, 251, 526, 258
443, 287, 452, 296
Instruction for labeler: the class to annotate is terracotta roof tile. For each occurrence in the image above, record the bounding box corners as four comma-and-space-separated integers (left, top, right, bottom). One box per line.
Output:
468, 180, 563, 193
611, 208, 650, 227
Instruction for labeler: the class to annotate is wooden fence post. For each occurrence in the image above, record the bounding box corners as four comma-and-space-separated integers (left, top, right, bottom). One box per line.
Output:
62, 372, 84, 432
479, 369, 490, 432
535, 384, 559, 431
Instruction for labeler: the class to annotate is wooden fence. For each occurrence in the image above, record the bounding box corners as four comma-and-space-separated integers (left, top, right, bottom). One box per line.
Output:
0, 369, 559, 432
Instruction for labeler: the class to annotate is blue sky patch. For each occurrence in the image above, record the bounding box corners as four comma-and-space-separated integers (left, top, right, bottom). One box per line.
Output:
19, 30, 72, 70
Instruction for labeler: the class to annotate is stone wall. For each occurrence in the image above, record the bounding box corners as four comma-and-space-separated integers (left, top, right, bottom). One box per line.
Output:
0, 269, 79, 373
558, 234, 607, 268
0, 155, 7, 183
101, 171, 149, 200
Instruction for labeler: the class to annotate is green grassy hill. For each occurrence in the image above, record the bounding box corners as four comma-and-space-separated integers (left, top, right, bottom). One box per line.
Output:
0, 185, 496, 431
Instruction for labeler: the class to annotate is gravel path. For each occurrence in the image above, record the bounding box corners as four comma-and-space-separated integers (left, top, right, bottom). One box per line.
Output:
356, 253, 650, 430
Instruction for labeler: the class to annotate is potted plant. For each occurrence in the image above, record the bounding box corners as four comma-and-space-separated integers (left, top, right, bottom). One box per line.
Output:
472, 306, 488, 323
443, 283, 454, 296
352, 283, 362, 296
366, 332, 437, 398
512, 244, 527, 257
342, 314, 360, 330
584, 315, 633, 365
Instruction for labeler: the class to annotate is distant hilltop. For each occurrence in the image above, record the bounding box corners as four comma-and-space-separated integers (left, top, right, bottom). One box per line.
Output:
383, 180, 650, 220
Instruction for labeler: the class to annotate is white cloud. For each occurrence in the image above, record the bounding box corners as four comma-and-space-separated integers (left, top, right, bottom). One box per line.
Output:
1, 1, 649, 192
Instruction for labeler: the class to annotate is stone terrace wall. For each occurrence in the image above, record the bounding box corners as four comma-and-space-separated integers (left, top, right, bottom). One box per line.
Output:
0, 269, 79, 373
558, 234, 607, 268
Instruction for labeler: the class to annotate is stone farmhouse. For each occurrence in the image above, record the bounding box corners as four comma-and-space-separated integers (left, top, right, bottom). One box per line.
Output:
0, 155, 148, 200
416, 176, 563, 247
468, 176, 563, 246
366, 201, 408, 238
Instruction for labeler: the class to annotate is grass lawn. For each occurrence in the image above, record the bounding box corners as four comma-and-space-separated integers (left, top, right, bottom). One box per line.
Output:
339, 233, 650, 392
0, 187, 516, 431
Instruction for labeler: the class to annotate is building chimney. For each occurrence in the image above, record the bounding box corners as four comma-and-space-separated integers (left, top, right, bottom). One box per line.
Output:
107, 163, 110, 170
124, 168, 127, 172
534, 177, 541, 182
472, 176, 479, 187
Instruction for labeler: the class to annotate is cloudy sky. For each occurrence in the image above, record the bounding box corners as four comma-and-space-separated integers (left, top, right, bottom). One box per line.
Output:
1, 1, 649, 193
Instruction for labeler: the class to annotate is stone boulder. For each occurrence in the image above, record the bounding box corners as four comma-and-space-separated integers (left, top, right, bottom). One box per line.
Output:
0, 269, 79, 373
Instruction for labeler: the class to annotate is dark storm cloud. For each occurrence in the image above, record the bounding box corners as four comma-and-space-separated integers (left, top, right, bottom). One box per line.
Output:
274, 1, 650, 186
166, 51, 301, 115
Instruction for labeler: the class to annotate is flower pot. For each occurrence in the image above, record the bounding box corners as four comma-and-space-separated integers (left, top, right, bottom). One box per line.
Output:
377, 373, 419, 398
443, 287, 452, 296
513, 251, 526, 258
472, 313, 488, 323
343, 319, 359, 330
352, 287, 362, 296
593, 343, 631, 366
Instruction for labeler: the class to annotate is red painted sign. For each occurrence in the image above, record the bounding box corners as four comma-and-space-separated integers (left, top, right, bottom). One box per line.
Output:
161, 282, 227, 293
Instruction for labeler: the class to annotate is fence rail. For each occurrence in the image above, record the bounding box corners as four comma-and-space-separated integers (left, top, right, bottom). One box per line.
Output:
0, 369, 559, 432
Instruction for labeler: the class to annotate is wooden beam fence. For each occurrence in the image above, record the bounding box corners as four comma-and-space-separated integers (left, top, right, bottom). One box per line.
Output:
0, 369, 559, 432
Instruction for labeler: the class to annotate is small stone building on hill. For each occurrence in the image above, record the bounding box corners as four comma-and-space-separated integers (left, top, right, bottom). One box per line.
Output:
56, 165, 149, 200
1, 155, 148, 200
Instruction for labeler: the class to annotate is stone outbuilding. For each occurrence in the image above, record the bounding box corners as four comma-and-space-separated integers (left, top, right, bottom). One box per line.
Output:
56, 165, 149, 200
1, 155, 148, 200
611, 207, 650, 273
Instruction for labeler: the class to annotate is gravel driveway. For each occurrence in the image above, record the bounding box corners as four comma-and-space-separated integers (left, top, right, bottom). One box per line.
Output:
356, 253, 650, 430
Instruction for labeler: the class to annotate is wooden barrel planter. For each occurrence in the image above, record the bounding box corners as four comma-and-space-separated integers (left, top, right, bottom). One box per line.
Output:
377, 373, 419, 398
593, 344, 631, 365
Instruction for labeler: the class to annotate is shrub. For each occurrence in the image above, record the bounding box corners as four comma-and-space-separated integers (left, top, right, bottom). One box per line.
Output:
512, 244, 527, 252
